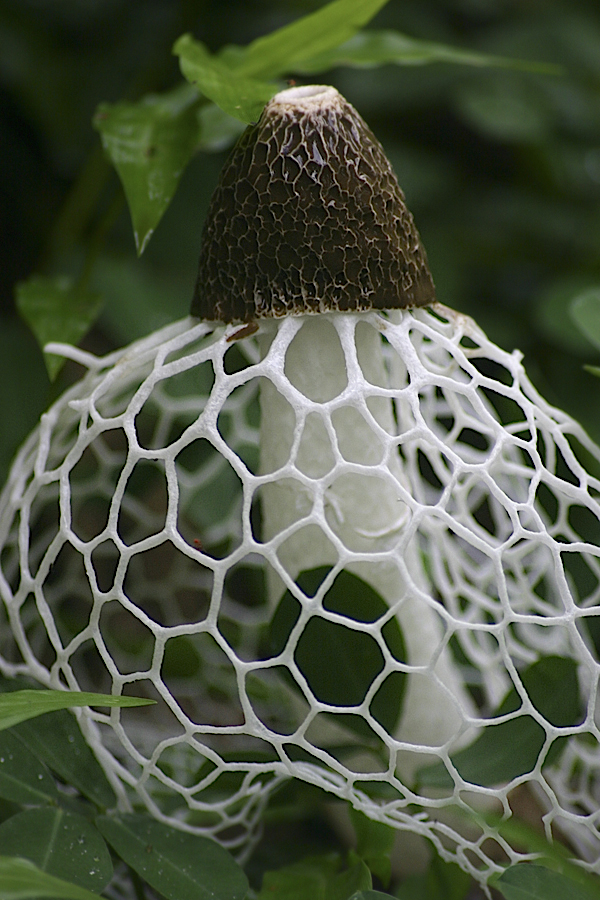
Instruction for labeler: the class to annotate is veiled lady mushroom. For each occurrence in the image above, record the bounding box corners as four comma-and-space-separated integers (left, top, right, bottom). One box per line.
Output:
193, 84, 475, 776
1, 84, 600, 888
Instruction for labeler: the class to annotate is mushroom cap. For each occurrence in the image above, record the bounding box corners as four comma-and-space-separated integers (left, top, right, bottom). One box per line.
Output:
192, 84, 435, 322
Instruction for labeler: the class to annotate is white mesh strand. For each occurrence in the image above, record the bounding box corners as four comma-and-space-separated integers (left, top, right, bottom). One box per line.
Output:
1, 304, 600, 884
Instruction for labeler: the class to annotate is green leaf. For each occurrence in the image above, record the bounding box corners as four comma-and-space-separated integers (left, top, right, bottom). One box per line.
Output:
228, 0, 392, 80
294, 29, 563, 75
257, 852, 371, 900
349, 807, 394, 887
270, 568, 407, 741
175, 0, 393, 123
0, 732, 58, 806
350, 807, 395, 859
174, 35, 275, 124
333, 854, 372, 900
357, 856, 391, 888
93, 83, 201, 254
585, 365, 600, 378
0, 809, 112, 892
95, 813, 248, 900
15, 276, 103, 380
524, 656, 582, 728
489, 818, 600, 899
495, 864, 597, 900
395, 850, 472, 900
12, 709, 116, 809
0, 856, 103, 900
571, 289, 600, 352
417, 656, 581, 789
0, 690, 155, 732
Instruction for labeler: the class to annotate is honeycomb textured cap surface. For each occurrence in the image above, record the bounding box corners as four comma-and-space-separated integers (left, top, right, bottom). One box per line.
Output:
192, 85, 435, 322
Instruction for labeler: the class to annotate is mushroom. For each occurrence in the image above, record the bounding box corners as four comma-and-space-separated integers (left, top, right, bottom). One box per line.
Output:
193, 84, 476, 777
1, 84, 600, 886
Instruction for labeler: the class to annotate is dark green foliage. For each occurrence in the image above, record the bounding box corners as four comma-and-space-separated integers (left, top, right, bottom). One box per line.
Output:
96, 814, 249, 900
417, 656, 582, 789
270, 567, 407, 741
494, 864, 600, 900
0, 679, 250, 900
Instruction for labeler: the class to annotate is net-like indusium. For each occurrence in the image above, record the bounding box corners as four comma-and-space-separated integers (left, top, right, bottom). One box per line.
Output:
1, 305, 600, 887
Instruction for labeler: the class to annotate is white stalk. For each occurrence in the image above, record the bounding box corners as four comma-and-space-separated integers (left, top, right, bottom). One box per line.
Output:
258, 313, 475, 777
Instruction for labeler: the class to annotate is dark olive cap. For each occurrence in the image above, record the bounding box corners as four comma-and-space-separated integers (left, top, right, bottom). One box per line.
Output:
192, 85, 435, 322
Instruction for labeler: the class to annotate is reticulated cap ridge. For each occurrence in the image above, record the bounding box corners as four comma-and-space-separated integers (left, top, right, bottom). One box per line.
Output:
192, 84, 436, 322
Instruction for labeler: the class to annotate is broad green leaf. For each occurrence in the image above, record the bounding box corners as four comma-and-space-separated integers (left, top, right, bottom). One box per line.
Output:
395, 851, 472, 900
228, 0, 392, 79
95, 813, 248, 900
490, 818, 600, 898
16, 276, 103, 380
418, 656, 581, 789
175, 0, 393, 122
294, 29, 562, 75
0, 690, 155, 732
258, 855, 340, 900
357, 853, 390, 888
0, 856, 102, 900
349, 807, 394, 887
257, 852, 371, 900
0, 810, 112, 893
495, 864, 597, 900
174, 35, 275, 124
350, 807, 395, 859
270, 568, 407, 741
523, 656, 582, 728
0, 732, 58, 806
94, 83, 201, 254
332, 854, 371, 900
571, 289, 600, 352
12, 709, 116, 809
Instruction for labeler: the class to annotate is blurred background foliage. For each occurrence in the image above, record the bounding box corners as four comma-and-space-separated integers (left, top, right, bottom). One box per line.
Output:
2, 0, 600, 485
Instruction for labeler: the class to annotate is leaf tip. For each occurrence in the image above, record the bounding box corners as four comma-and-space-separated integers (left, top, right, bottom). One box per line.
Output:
172, 32, 193, 57
43, 351, 65, 382
135, 228, 154, 256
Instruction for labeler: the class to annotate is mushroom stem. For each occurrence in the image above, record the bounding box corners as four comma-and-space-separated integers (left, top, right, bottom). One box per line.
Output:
258, 312, 475, 777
